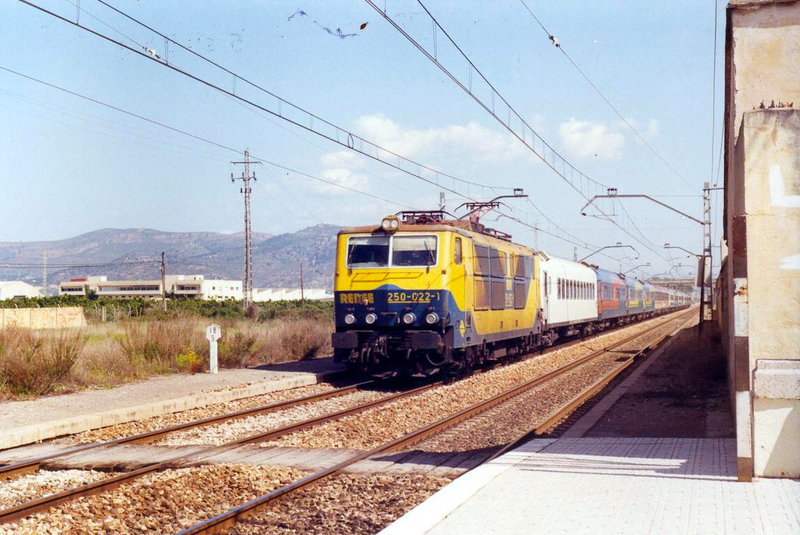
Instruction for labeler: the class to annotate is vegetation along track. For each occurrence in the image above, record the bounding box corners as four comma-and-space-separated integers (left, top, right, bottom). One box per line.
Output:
178, 308, 695, 534
0, 309, 691, 533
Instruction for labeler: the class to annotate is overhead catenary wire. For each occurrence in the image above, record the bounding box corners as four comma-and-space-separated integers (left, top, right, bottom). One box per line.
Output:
75, 0, 515, 197
517, 0, 695, 193
0, 65, 415, 210
16, 0, 497, 204
368, 0, 672, 265
366, 0, 610, 202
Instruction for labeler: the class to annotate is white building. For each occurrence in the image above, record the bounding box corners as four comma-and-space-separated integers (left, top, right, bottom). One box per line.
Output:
0, 281, 42, 299
59, 275, 242, 300
253, 288, 333, 302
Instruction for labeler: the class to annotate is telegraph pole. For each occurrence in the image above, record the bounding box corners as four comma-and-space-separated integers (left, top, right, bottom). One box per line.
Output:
699, 182, 716, 329
231, 149, 260, 309
160, 251, 167, 312
299, 260, 305, 302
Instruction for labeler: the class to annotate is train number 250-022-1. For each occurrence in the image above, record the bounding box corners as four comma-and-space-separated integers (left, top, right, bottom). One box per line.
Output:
386, 291, 440, 304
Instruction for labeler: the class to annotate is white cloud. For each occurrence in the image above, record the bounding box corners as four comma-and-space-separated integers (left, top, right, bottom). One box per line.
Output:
315, 168, 368, 194
352, 114, 525, 162
620, 118, 659, 140
559, 119, 625, 160
319, 150, 365, 169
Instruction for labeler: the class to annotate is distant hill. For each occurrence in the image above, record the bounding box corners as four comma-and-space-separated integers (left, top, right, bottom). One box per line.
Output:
0, 226, 341, 290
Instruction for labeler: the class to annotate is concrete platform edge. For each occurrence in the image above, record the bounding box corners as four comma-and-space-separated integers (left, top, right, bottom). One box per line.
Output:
377, 459, 512, 535
379, 439, 556, 535
0, 372, 333, 450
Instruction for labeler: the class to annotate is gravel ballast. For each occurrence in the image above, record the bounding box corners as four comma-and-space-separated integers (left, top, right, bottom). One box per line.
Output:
227, 473, 453, 535
0, 469, 107, 510
68, 382, 339, 444
260, 313, 686, 451
0, 464, 308, 534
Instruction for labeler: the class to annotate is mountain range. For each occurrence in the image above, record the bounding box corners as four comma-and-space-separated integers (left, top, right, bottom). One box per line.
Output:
0, 226, 341, 290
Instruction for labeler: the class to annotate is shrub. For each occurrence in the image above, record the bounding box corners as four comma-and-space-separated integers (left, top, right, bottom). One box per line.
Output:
218, 328, 261, 368
0, 327, 86, 396
175, 347, 204, 374
259, 318, 332, 364
117, 319, 203, 373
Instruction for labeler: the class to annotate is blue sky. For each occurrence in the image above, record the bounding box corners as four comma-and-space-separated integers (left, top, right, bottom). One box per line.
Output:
0, 1, 725, 279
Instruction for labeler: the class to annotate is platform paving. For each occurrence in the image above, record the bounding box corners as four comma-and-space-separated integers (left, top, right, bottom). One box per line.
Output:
381, 437, 799, 534
0, 358, 345, 449
381, 322, 798, 534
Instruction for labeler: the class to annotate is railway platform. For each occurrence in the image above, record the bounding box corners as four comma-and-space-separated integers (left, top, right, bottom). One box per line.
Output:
0, 357, 345, 450
381, 322, 800, 534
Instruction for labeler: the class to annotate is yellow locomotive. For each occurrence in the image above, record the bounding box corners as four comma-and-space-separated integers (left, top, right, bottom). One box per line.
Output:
332, 211, 542, 375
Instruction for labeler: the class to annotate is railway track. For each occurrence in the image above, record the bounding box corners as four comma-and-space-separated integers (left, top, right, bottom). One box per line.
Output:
0, 380, 440, 525
179, 308, 696, 534
0, 307, 691, 532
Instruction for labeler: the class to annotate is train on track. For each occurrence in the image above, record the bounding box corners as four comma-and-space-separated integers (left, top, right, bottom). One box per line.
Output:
332, 211, 691, 376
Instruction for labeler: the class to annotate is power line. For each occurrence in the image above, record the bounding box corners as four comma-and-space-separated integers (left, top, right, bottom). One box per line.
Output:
517, 0, 695, 192
711, 1, 719, 183
0, 65, 414, 210
366, 0, 610, 202
0, 260, 159, 269
368, 1, 671, 264
34, 0, 513, 198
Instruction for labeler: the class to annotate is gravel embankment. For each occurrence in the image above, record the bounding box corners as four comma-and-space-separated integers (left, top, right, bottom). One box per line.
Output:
260, 313, 684, 451
0, 464, 308, 535
0, 469, 107, 510
227, 473, 453, 535
68, 383, 339, 444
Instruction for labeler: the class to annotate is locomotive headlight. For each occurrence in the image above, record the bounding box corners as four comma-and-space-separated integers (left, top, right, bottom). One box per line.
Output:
344, 313, 356, 325
365, 313, 378, 325
381, 216, 400, 232
402, 312, 416, 324
425, 312, 439, 325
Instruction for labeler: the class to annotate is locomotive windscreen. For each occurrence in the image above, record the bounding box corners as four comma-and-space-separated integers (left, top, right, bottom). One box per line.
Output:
347, 236, 390, 267
346, 235, 437, 268
391, 236, 437, 267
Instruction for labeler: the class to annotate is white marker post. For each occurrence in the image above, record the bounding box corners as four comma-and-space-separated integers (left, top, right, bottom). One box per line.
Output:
206, 324, 221, 374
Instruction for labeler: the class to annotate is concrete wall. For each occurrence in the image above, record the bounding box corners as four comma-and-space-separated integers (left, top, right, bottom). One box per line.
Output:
0, 307, 87, 329
722, 0, 800, 479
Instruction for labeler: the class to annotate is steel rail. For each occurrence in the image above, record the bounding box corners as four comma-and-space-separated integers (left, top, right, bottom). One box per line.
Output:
0, 306, 680, 482
534, 309, 696, 435
0, 381, 439, 525
484, 310, 694, 462
0, 307, 688, 527
0, 379, 375, 480
179, 308, 694, 534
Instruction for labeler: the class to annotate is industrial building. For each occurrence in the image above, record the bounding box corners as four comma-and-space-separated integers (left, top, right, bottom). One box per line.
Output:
59, 275, 243, 300
0, 281, 42, 300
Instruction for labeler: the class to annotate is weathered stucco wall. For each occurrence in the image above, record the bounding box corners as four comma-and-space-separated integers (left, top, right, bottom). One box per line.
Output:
742, 110, 800, 364
0, 307, 87, 329
738, 109, 800, 477
723, 0, 800, 480
729, 2, 800, 147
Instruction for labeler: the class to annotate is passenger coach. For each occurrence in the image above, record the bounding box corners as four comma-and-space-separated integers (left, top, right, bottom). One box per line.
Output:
332, 211, 690, 376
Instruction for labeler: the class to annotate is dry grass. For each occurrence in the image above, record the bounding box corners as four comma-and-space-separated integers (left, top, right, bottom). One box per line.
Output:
0, 316, 334, 399
0, 327, 86, 396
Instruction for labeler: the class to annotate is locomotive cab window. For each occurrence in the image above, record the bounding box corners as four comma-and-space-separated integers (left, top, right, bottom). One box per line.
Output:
454, 237, 462, 265
391, 236, 437, 266
347, 236, 389, 268
347, 235, 437, 268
